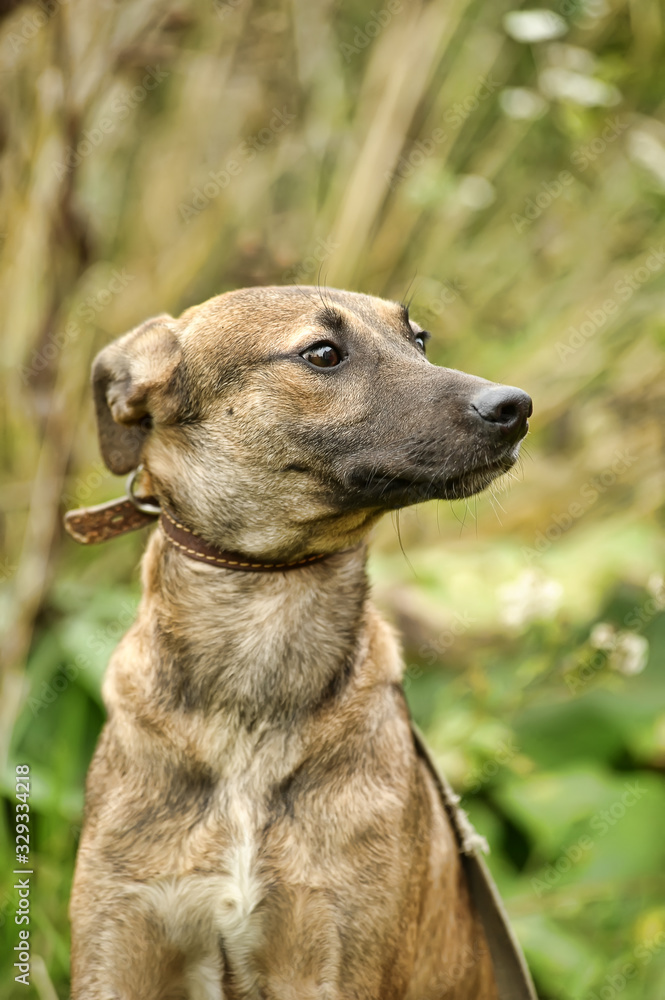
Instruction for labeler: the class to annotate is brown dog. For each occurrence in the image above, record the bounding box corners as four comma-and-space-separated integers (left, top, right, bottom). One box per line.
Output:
69, 286, 533, 999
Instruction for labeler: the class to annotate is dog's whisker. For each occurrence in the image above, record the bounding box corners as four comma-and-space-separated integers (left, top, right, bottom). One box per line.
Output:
450, 500, 465, 529
486, 490, 504, 526
394, 509, 419, 581
490, 482, 508, 515
459, 499, 469, 536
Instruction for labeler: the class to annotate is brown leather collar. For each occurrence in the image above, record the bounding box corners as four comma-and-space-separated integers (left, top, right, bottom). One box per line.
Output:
63, 491, 338, 572
63, 495, 158, 544
159, 507, 336, 572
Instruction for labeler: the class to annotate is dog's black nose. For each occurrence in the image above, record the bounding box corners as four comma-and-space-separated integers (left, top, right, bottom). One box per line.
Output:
471, 385, 532, 441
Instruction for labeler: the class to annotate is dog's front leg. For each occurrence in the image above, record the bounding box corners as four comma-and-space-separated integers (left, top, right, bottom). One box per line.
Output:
235, 882, 404, 1000
69, 888, 201, 1000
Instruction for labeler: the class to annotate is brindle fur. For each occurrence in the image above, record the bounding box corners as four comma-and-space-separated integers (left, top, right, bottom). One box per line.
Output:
70, 286, 530, 999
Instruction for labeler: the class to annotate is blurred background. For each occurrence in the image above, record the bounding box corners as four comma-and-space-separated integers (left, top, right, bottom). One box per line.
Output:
1, 0, 664, 996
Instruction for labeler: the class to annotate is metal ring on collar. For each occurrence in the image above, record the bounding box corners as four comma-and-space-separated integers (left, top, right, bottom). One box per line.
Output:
126, 465, 162, 515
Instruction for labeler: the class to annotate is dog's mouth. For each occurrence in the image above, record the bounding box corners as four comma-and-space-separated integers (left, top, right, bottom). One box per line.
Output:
342, 449, 520, 509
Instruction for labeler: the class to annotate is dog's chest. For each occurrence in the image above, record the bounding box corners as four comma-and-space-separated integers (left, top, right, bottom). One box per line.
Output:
141, 728, 303, 986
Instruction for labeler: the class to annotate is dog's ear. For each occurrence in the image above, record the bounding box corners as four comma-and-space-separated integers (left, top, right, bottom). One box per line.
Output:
92, 315, 184, 474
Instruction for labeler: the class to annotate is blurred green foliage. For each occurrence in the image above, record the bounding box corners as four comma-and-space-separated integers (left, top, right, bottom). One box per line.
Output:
1, 0, 665, 997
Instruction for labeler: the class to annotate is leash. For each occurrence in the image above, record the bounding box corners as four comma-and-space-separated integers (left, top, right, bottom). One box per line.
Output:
412, 724, 539, 1000
63, 469, 538, 995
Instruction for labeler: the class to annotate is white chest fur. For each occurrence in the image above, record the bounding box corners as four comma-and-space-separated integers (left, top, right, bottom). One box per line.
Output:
127, 728, 298, 998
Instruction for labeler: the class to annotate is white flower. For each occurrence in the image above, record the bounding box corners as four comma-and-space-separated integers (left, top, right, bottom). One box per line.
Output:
503, 10, 568, 44
546, 43, 596, 74
456, 175, 496, 210
611, 633, 649, 676
631, 128, 665, 190
589, 623, 649, 675
499, 88, 548, 121
539, 67, 621, 107
590, 622, 616, 650
498, 570, 563, 628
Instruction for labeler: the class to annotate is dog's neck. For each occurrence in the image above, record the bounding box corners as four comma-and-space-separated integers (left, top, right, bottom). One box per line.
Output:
131, 525, 371, 729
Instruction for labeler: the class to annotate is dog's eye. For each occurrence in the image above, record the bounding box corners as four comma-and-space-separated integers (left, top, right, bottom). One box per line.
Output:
301, 342, 342, 368
408, 320, 429, 354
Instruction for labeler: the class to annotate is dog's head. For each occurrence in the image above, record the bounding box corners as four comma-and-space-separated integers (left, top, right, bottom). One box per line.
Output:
93, 286, 531, 558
